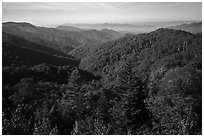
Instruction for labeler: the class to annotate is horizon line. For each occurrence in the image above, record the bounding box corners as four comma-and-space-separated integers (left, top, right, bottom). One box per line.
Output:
2, 20, 202, 26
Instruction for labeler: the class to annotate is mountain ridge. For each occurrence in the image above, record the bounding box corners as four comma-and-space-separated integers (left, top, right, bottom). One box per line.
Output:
79, 28, 201, 78
2, 32, 79, 67
168, 22, 202, 34
3, 22, 123, 54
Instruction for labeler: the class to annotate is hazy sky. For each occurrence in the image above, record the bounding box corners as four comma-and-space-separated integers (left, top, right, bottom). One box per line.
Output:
2, 2, 202, 26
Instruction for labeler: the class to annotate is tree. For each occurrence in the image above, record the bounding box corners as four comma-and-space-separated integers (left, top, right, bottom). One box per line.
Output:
2, 104, 33, 135
145, 66, 202, 135
115, 60, 149, 134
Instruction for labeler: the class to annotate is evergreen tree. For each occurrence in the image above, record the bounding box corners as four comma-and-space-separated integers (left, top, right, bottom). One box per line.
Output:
116, 60, 149, 134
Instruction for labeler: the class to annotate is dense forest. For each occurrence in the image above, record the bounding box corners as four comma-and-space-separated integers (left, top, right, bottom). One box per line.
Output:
2, 22, 202, 135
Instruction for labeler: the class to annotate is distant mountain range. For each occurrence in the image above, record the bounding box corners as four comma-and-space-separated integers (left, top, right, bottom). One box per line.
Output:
61, 21, 196, 34
2, 21, 202, 63
168, 22, 202, 34
3, 22, 79, 53
56, 25, 85, 32
61, 23, 157, 34
59, 21, 202, 59
2, 22, 123, 54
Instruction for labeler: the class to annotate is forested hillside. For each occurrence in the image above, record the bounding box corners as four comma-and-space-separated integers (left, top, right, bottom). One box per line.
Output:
2, 26, 202, 135
2, 28, 101, 135
80, 28, 201, 74
3, 22, 78, 53
77, 28, 202, 134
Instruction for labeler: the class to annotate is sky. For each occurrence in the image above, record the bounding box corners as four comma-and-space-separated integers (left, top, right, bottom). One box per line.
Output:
2, 2, 202, 26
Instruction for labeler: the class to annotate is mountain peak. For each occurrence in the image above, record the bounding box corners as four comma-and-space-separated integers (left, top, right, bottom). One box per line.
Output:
3, 22, 35, 28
